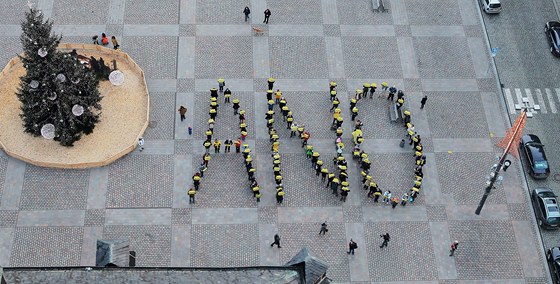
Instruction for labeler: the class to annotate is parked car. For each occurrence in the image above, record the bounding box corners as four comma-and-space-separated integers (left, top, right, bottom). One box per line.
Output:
479, 0, 502, 14
531, 188, 560, 229
545, 21, 560, 57
547, 246, 560, 283
520, 134, 550, 179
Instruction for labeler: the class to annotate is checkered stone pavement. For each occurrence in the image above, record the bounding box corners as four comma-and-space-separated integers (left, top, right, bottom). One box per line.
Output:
448, 220, 525, 279
281, 154, 342, 207
270, 37, 328, 79
424, 91, 489, 138
124, 0, 179, 25
20, 166, 89, 210
195, 0, 247, 25
426, 205, 448, 221
0, 37, 22, 71
343, 206, 363, 223
336, 0, 392, 25
258, 206, 278, 223
124, 36, 178, 79
10, 226, 83, 267
342, 37, 402, 79
507, 203, 532, 221
193, 91, 255, 140
193, 154, 256, 208
267, 0, 323, 24
0, 2, 28, 24
172, 208, 191, 225
51, 0, 109, 24
364, 221, 438, 281
436, 152, 506, 205
143, 92, 176, 140
195, 37, 253, 79
323, 24, 341, 37
281, 92, 334, 139
351, 94, 410, 139
175, 140, 193, 155
0, 157, 7, 202
103, 225, 172, 266
106, 155, 174, 208
84, 209, 105, 227
278, 222, 349, 282
406, 0, 463, 26
191, 224, 259, 267
0, 210, 18, 227
414, 37, 476, 79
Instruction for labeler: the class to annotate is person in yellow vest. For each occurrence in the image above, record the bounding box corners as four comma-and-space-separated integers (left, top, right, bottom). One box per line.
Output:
363, 175, 372, 189
239, 109, 246, 123
217, 78, 226, 92
286, 111, 293, 128
311, 151, 320, 168
381, 82, 389, 95
240, 122, 247, 133
275, 89, 282, 104
203, 153, 211, 167
326, 173, 335, 187
232, 98, 240, 115
275, 175, 283, 186
352, 129, 363, 144
330, 177, 339, 196
252, 184, 260, 197
396, 97, 405, 109
356, 136, 364, 147
330, 97, 340, 112
329, 81, 337, 92
255, 191, 262, 202
367, 181, 378, 198
290, 123, 298, 138
213, 139, 221, 153
354, 148, 362, 160
369, 83, 377, 98
403, 110, 411, 126
188, 188, 196, 204
351, 106, 359, 121
297, 124, 305, 137
268, 77, 275, 90
355, 89, 363, 100
224, 88, 231, 103
276, 190, 284, 204
209, 108, 217, 120
349, 98, 357, 111
321, 167, 328, 182
272, 141, 279, 153
340, 186, 350, 202
330, 90, 337, 101
281, 105, 289, 121
192, 173, 201, 191
335, 116, 343, 129
363, 83, 370, 97
210, 87, 218, 98
203, 140, 212, 153
205, 129, 213, 141
336, 127, 343, 138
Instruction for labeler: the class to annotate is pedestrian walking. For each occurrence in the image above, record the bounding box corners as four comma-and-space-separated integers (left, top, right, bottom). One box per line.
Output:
276, 190, 284, 204
380, 82, 389, 96
137, 137, 145, 151
111, 36, 120, 50
267, 77, 275, 90
340, 187, 349, 202
449, 240, 459, 256
224, 88, 231, 103
347, 239, 357, 255
330, 178, 339, 196
263, 9, 271, 24
243, 6, 251, 22
379, 233, 390, 248
387, 86, 397, 101
178, 105, 187, 121
420, 95, 428, 109
188, 188, 196, 204
270, 234, 281, 248
192, 173, 201, 191
382, 190, 391, 204
369, 83, 376, 98
232, 99, 240, 115
203, 153, 211, 167
319, 222, 328, 235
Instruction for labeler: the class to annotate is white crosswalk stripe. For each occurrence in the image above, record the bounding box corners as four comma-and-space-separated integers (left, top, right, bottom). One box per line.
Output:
547, 89, 557, 113
502, 88, 560, 114
534, 89, 547, 114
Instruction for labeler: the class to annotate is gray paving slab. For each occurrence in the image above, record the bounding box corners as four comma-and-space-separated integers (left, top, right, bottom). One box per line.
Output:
422, 79, 478, 92
428, 222, 457, 279
37, 0, 55, 18
17, 210, 85, 227
196, 25, 251, 36
325, 37, 345, 78
410, 26, 465, 37
432, 138, 493, 153
339, 25, 395, 37
467, 37, 492, 79
0, 158, 26, 210
480, 92, 507, 137
253, 36, 270, 78
129, 140, 175, 155
321, 0, 339, 24
180, 0, 196, 24
362, 206, 428, 222
458, 0, 479, 26
147, 79, 177, 93
171, 225, 191, 267
277, 207, 343, 223
105, 209, 171, 225
422, 153, 452, 205
391, 0, 409, 25
512, 221, 547, 278
53, 25, 106, 36
80, 226, 103, 266
446, 204, 510, 220
86, 167, 109, 209
259, 223, 280, 266
107, 0, 125, 24
0, 25, 22, 37
173, 155, 192, 209
265, 79, 328, 92
361, 139, 413, 154
397, 37, 419, 79
269, 25, 323, 37
177, 37, 195, 79
0, 227, 14, 266
345, 223, 369, 282
191, 208, 258, 224
195, 79, 254, 92
123, 24, 179, 36
250, 0, 266, 23
501, 165, 526, 204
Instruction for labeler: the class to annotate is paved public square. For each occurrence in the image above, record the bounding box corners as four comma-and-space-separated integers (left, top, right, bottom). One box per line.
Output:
0, 0, 551, 283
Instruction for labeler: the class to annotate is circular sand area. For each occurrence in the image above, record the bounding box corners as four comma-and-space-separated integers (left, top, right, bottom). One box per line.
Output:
0, 43, 149, 168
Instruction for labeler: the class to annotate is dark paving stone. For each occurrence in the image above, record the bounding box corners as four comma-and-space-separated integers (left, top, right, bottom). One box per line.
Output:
341, 37, 402, 79
124, 0, 179, 24
143, 92, 175, 140
11, 227, 83, 267
414, 37, 476, 79
195, 37, 253, 79
0, 210, 18, 227
270, 37, 328, 79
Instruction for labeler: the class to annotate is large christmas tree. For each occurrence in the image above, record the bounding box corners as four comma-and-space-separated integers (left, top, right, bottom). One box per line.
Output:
17, 8, 102, 147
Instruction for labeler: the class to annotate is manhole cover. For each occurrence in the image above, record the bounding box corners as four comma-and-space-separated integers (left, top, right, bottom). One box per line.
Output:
553, 173, 560, 182
148, 121, 157, 128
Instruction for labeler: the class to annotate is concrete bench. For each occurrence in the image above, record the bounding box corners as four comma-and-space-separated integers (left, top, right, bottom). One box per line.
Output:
372, 0, 390, 13
388, 103, 403, 123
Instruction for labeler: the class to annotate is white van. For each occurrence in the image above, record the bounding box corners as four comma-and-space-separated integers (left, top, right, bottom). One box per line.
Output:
479, 0, 502, 14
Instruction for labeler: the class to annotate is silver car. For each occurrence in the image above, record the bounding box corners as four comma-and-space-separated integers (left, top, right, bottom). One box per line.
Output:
479, 0, 502, 14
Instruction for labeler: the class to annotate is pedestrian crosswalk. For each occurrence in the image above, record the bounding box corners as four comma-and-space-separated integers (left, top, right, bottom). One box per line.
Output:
502, 88, 560, 114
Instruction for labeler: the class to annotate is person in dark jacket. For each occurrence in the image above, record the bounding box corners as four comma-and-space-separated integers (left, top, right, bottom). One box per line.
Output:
243, 7, 251, 22
264, 9, 271, 24
270, 234, 281, 248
